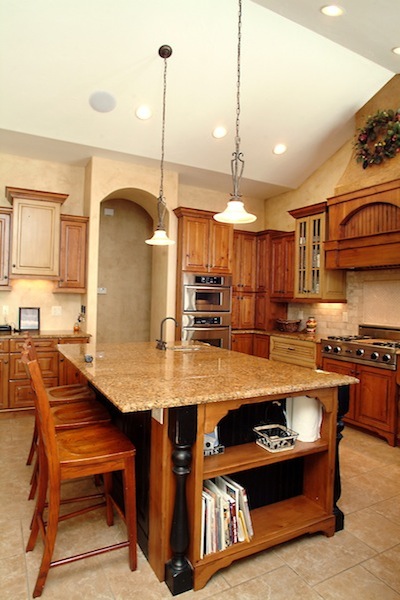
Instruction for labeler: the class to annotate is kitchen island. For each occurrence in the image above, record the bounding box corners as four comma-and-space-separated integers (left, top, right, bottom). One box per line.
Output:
57, 341, 358, 595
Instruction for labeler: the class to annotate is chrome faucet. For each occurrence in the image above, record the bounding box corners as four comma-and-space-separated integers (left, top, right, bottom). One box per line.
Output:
156, 316, 178, 350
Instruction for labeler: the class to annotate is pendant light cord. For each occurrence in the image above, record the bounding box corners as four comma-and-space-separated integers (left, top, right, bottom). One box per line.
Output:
156, 45, 172, 229
231, 0, 244, 200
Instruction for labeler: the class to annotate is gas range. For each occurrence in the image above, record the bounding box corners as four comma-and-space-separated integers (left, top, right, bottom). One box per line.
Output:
321, 325, 400, 371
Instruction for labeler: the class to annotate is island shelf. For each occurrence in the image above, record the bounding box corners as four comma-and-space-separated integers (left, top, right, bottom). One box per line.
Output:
194, 494, 334, 591
203, 438, 329, 478
190, 390, 337, 591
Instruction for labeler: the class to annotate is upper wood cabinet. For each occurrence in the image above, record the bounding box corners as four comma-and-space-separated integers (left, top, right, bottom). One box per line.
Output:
0, 208, 12, 288
6, 187, 68, 279
256, 232, 269, 292
269, 231, 294, 300
233, 231, 256, 291
174, 207, 233, 274
55, 215, 88, 293
289, 202, 346, 302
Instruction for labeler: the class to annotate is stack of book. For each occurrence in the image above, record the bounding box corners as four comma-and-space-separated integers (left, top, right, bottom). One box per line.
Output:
201, 475, 253, 558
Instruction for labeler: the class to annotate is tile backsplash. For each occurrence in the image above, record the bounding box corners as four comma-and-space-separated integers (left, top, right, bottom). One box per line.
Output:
288, 268, 400, 337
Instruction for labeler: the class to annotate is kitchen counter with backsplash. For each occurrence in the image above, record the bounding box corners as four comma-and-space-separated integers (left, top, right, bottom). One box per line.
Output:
58, 340, 356, 413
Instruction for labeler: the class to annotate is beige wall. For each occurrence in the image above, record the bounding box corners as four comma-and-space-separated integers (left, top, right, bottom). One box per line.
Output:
97, 198, 153, 343
263, 142, 352, 232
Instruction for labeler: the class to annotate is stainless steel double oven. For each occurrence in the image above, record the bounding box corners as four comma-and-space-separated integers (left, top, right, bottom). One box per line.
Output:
181, 273, 232, 349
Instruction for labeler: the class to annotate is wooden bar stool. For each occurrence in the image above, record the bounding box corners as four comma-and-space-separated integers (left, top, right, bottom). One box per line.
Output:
25, 334, 98, 467
23, 351, 137, 598
23, 338, 111, 499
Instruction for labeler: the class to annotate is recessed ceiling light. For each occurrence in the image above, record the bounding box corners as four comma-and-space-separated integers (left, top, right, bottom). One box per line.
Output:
212, 126, 227, 139
136, 105, 152, 120
273, 143, 287, 155
89, 91, 117, 113
320, 5, 344, 17
392, 47, 400, 55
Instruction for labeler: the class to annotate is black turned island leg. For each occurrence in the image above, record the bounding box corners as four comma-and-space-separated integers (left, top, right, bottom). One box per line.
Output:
334, 385, 350, 531
165, 405, 197, 596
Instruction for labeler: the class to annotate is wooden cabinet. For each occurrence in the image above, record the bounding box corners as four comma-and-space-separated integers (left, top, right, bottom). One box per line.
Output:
232, 231, 256, 329
269, 336, 317, 369
270, 232, 294, 299
0, 340, 9, 409
231, 332, 253, 355
256, 232, 269, 292
253, 333, 269, 358
174, 207, 233, 274
191, 388, 337, 590
0, 208, 12, 288
254, 293, 287, 331
233, 231, 256, 291
0, 335, 90, 410
322, 358, 397, 446
232, 292, 255, 330
8, 338, 59, 409
6, 187, 68, 279
58, 337, 90, 385
289, 203, 346, 301
55, 215, 88, 293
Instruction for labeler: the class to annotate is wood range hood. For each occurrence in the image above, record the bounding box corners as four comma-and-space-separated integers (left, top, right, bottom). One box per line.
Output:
324, 178, 400, 270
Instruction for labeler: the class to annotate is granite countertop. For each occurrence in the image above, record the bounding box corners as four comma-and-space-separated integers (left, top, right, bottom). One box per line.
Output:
58, 341, 358, 413
232, 329, 322, 343
0, 330, 90, 340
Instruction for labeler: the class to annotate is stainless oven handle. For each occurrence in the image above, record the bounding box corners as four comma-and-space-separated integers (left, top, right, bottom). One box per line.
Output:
184, 286, 230, 292
182, 327, 230, 332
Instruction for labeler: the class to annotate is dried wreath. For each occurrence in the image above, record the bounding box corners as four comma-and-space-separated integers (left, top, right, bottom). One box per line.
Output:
354, 108, 400, 169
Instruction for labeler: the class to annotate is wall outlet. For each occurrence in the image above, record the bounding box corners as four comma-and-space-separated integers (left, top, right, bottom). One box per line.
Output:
2, 305, 9, 316
51, 306, 62, 316
97, 287, 107, 294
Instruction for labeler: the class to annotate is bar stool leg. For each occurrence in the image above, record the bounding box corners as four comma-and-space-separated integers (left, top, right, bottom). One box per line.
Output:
33, 484, 61, 598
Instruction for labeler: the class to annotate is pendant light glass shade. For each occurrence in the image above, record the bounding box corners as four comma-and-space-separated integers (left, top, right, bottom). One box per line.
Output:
214, 0, 256, 225
146, 45, 175, 246
145, 224, 175, 245
214, 200, 256, 224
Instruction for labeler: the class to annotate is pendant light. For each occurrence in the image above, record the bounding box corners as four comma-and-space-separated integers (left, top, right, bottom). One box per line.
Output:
146, 45, 175, 245
214, 0, 256, 225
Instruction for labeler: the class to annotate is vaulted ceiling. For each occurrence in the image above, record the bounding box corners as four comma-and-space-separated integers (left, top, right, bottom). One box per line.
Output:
0, 0, 397, 199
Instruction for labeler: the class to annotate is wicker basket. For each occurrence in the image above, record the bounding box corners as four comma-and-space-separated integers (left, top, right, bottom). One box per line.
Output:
276, 318, 301, 333
253, 424, 299, 453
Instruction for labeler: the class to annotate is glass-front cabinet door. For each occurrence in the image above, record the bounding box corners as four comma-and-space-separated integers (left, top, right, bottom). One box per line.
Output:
289, 202, 346, 301
295, 212, 323, 298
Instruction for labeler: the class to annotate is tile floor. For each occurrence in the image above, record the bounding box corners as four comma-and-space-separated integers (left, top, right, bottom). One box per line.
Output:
1, 412, 399, 600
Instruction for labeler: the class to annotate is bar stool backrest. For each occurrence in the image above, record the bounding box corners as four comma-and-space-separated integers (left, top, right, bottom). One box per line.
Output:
21, 349, 60, 479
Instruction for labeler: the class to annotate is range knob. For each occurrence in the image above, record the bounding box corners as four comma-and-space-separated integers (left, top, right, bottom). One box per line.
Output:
333, 346, 341, 354
356, 348, 364, 357
382, 354, 392, 363
370, 351, 379, 361
323, 345, 333, 353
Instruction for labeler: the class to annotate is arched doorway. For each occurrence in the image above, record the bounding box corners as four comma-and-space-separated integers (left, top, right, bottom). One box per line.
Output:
96, 197, 153, 343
